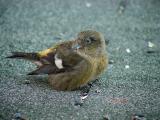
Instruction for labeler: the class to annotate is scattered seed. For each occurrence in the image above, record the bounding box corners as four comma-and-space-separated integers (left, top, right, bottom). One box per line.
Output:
86, 2, 91, 7
80, 94, 88, 100
125, 65, 129, 69
148, 41, 155, 48
126, 48, 131, 53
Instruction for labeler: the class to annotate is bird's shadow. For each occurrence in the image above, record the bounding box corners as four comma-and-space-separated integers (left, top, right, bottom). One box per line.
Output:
19, 75, 101, 93
24, 75, 52, 89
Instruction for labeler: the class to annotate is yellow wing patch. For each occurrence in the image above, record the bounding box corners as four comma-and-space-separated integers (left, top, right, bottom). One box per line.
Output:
38, 48, 55, 57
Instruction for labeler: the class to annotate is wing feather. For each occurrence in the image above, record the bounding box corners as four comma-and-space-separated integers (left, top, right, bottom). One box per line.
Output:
29, 41, 86, 75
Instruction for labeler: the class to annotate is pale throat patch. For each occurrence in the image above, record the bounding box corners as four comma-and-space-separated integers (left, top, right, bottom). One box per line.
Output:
54, 54, 64, 69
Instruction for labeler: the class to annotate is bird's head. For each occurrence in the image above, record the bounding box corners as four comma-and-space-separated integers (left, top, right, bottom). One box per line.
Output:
73, 30, 107, 56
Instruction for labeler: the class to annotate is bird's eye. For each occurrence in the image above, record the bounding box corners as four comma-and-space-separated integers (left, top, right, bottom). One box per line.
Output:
86, 38, 92, 44
89, 37, 96, 41
85, 37, 96, 44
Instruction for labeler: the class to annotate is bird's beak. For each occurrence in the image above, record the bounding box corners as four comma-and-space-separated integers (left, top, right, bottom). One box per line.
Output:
72, 43, 81, 50
72, 39, 82, 50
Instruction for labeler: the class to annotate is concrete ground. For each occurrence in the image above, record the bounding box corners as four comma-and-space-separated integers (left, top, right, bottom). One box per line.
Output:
0, 0, 160, 119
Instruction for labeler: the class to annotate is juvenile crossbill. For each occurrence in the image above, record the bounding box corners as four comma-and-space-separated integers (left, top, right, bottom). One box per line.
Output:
7, 30, 108, 91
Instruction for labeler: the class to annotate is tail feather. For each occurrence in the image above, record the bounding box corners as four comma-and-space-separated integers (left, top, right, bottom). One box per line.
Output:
7, 51, 63, 75
6, 52, 40, 61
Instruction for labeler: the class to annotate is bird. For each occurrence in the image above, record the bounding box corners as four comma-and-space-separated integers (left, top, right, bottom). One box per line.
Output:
7, 30, 108, 91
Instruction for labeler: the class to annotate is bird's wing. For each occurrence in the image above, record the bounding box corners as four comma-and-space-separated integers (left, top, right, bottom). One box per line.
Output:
28, 41, 86, 75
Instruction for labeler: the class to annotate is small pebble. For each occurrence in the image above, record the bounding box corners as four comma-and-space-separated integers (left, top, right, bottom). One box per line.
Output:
15, 113, 21, 119
109, 60, 114, 64
14, 113, 26, 120
8, 63, 14, 67
148, 41, 155, 48
105, 39, 109, 45
132, 114, 146, 120
86, 2, 91, 7
125, 65, 130, 69
103, 114, 110, 120
95, 89, 101, 93
24, 80, 30, 84
146, 50, 156, 54
118, 0, 127, 14
126, 48, 131, 53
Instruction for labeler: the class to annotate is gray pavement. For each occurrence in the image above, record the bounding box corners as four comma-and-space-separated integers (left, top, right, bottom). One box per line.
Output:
0, 0, 160, 119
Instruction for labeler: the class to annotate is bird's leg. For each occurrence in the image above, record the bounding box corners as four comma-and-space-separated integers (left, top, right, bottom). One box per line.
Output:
80, 84, 91, 95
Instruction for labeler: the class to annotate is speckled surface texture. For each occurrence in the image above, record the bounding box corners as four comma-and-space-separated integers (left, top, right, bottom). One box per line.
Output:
0, 0, 160, 120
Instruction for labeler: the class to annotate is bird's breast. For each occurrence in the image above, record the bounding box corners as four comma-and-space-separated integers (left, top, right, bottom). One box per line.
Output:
95, 54, 108, 76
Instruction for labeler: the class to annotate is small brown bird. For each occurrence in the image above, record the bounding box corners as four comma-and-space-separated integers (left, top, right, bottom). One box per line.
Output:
7, 30, 108, 91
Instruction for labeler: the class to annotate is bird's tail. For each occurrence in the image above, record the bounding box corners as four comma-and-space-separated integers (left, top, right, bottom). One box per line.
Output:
6, 52, 40, 61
